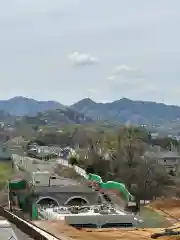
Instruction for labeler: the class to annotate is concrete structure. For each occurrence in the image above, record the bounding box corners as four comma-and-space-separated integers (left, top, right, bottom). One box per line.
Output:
157, 151, 180, 170
29, 171, 100, 206
13, 155, 56, 173
27, 145, 62, 157
32, 185, 99, 206
12, 154, 101, 208
12, 154, 128, 211
37, 205, 140, 228
9, 153, 143, 238
150, 132, 159, 139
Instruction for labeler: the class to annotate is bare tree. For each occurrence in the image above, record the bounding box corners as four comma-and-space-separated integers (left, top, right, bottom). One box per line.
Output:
108, 126, 174, 200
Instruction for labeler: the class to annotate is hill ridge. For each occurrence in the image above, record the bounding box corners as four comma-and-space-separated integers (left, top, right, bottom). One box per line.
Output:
71, 98, 180, 125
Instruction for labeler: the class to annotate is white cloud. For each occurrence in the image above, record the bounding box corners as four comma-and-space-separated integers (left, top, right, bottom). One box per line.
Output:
107, 75, 116, 81
107, 64, 142, 84
68, 52, 99, 66
112, 64, 139, 74
87, 88, 98, 93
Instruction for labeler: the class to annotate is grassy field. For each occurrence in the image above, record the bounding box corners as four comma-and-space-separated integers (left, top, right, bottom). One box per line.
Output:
0, 162, 13, 189
137, 206, 170, 228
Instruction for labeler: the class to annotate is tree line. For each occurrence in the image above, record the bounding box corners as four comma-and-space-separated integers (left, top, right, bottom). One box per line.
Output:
69, 127, 175, 201
30, 126, 180, 201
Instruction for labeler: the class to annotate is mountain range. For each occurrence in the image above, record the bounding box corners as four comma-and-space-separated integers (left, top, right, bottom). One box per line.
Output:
0, 96, 65, 116
71, 98, 180, 125
1, 96, 180, 125
0, 97, 92, 125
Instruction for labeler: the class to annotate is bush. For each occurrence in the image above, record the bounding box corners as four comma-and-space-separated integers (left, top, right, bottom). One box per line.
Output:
0, 162, 13, 190
68, 156, 78, 166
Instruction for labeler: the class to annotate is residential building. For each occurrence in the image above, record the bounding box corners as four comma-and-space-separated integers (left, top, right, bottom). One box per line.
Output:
0, 145, 12, 161
144, 146, 180, 171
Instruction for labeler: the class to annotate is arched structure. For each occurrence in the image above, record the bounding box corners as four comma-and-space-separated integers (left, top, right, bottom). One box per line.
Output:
64, 196, 89, 206
35, 196, 59, 206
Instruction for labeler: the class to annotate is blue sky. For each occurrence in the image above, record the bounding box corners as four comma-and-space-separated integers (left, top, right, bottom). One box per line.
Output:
0, 0, 180, 105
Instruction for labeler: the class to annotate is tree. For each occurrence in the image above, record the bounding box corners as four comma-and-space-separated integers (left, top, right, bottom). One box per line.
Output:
110, 127, 175, 200
32, 125, 39, 132
37, 132, 72, 147
68, 156, 78, 166
71, 128, 89, 148
81, 126, 174, 200
132, 157, 173, 200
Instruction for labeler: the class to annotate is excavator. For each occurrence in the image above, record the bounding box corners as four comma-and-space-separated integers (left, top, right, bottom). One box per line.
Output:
151, 226, 180, 239
150, 208, 180, 239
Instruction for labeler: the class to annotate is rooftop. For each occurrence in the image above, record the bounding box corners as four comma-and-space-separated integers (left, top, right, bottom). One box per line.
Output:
0, 145, 12, 159
145, 146, 180, 159
33, 183, 94, 194
0, 217, 34, 240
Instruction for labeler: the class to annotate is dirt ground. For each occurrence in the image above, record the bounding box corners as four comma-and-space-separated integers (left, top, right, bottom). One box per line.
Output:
33, 199, 180, 240
34, 220, 160, 240
149, 198, 180, 222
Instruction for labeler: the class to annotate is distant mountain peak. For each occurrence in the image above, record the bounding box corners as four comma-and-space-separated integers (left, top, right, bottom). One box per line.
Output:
0, 96, 92, 124
120, 97, 132, 101
79, 98, 95, 104
0, 96, 66, 116
71, 97, 180, 125
72, 98, 96, 107
112, 98, 132, 104
9, 96, 28, 100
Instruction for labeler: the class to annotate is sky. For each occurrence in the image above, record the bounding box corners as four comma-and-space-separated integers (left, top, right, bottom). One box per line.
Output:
0, 0, 180, 105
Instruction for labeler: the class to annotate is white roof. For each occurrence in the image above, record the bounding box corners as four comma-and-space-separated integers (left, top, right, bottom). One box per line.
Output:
0, 220, 11, 227
0, 220, 19, 240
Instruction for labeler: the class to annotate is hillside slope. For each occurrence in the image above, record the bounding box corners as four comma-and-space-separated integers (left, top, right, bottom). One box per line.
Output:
71, 98, 180, 125
0, 97, 66, 116
21, 108, 93, 125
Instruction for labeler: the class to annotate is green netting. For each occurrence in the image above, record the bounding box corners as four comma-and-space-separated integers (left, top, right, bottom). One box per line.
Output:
87, 173, 102, 183
100, 181, 131, 201
106, 181, 125, 188
16, 192, 28, 210
32, 203, 38, 220
87, 174, 133, 201
9, 179, 26, 190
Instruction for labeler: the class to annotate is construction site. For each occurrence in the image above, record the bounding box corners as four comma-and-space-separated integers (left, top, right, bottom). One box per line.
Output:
31, 198, 180, 240
2, 154, 180, 239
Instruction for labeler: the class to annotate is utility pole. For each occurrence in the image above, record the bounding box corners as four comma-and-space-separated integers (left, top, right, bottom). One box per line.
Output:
7, 180, 12, 212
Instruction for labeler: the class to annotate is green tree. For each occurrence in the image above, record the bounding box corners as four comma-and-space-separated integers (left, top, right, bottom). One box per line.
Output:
68, 156, 78, 166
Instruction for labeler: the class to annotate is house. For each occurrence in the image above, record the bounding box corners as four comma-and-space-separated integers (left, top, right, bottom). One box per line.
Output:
150, 132, 159, 139
157, 151, 180, 169
0, 145, 12, 161
61, 147, 77, 159
144, 146, 180, 171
